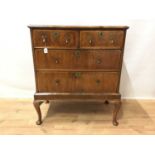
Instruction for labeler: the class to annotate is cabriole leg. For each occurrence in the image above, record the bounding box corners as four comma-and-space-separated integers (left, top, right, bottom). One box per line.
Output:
33, 100, 44, 125
113, 100, 122, 126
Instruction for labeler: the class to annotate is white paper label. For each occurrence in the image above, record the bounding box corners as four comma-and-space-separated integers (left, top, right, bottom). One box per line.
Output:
43, 48, 48, 53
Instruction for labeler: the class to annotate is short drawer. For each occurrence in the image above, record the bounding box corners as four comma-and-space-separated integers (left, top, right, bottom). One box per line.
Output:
80, 30, 124, 49
37, 71, 119, 93
34, 49, 121, 70
32, 30, 79, 48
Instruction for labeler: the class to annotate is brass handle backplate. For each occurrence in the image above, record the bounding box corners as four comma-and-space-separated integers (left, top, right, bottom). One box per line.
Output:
98, 31, 104, 38
52, 32, 60, 40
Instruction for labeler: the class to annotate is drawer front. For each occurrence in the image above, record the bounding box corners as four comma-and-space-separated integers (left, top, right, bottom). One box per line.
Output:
35, 49, 121, 70
80, 30, 124, 49
37, 72, 119, 93
32, 30, 79, 48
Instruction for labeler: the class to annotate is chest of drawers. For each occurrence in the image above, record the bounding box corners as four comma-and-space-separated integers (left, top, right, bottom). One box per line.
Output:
28, 25, 129, 126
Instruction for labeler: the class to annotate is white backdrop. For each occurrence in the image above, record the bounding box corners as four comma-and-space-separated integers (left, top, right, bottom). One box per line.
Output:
0, 0, 155, 99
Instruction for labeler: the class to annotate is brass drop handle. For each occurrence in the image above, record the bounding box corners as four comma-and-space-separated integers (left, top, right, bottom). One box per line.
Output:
55, 59, 59, 64
96, 59, 102, 64
42, 35, 47, 43
89, 39, 92, 44
43, 38, 46, 43
55, 80, 60, 85
65, 39, 69, 44
75, 50, 80, 58
96, 79, 101, 84
110, 39, 114, 44
74, 72, 81, 78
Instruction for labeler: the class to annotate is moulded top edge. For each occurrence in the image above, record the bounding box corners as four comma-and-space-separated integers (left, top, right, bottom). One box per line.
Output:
28, 25, 129, 29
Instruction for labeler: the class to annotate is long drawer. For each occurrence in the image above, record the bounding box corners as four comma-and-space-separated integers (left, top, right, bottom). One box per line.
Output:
34, 49, 121, 70
37, 71, 119, 93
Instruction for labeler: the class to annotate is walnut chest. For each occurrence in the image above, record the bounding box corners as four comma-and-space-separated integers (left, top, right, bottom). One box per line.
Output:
28, 25, 129, 126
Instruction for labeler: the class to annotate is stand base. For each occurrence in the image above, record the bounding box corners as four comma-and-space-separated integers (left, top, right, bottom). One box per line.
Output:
33, 93, 122, 126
